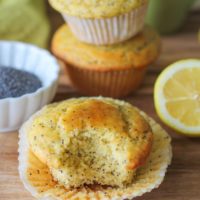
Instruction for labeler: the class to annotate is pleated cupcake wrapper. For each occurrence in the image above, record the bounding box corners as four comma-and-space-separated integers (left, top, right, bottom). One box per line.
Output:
18, 102, 172, 200
0, 41, 59, 132
65, 63, 147, 98
62, 4, 147, 45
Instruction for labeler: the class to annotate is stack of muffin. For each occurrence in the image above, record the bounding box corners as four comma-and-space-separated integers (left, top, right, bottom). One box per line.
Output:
50, 0, 160, 97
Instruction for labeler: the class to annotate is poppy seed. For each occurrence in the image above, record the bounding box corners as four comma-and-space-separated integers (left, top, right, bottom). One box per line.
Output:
0, 66, 42, 99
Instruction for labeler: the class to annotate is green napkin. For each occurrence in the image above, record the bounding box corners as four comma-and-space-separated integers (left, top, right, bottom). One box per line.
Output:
0, 0, 50, 48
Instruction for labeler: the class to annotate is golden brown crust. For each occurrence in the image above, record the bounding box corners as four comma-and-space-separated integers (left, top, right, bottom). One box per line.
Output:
59, 99, 127, 134
51, 25, 160, 71
49, 0, 147, 19
119, 102, 153, 170
127, 134, 153, 169
27, 98, 153, 175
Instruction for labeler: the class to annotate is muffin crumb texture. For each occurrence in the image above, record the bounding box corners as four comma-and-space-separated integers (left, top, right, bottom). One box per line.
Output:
28, 97, 153, 188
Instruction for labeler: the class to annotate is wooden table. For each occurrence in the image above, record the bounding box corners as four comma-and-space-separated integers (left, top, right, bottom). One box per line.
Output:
0, 5, 200, 200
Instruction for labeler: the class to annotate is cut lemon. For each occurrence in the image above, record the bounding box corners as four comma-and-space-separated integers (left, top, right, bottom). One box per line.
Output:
154, 59, 200, 137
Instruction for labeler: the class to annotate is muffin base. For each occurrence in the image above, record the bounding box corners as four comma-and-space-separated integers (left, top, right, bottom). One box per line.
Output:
62, 4, 147, 45
64, 61, 147, 98
18, 99, 172, 200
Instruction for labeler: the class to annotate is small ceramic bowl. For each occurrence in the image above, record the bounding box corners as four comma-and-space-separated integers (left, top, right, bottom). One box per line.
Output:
0, 41, 60, 133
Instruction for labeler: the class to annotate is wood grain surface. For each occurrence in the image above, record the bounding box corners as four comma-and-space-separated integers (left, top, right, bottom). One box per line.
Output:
0, 4, 200, 200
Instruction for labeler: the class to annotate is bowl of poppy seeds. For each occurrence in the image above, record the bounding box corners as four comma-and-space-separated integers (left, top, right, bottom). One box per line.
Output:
0, 67, 42, 99
0, 41, 60, 132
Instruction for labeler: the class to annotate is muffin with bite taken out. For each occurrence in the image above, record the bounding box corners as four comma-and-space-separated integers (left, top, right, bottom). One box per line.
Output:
18, 97, 172, 200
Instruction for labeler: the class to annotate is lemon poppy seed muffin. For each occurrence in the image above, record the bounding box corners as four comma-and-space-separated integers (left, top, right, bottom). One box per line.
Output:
49, 0, 148, 45
27, 97, 153, 188
19, 97, 172, 200
52, 25, 160, 97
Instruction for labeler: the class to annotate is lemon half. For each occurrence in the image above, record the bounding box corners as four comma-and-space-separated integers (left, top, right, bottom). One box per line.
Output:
154, 59, 200, 137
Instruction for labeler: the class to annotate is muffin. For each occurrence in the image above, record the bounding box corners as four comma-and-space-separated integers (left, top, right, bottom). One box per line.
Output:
19, 97, 172, 200
49, 0, 148, 45
51, 25, 160, 97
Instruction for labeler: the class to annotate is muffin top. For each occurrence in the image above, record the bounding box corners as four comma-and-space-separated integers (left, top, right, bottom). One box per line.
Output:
49, 0, 147, 19
52, 25, 160, 71
28, 97, 153, 188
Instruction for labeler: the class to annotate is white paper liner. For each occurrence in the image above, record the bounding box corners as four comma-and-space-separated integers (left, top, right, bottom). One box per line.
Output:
62, 5, 147, 45
0, 41, 59, 132
18, 97, 172, 200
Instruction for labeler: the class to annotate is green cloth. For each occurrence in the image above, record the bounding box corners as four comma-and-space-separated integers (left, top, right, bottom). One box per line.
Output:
0, 0, 50, 48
